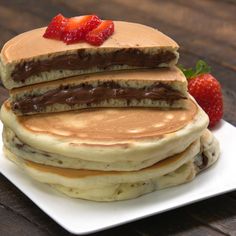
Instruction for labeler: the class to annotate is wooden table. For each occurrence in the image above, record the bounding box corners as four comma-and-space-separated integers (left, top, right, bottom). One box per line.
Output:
0, 1, 236, 235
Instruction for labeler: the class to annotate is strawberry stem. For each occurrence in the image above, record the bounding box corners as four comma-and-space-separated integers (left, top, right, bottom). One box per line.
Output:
178, 60, 211, 80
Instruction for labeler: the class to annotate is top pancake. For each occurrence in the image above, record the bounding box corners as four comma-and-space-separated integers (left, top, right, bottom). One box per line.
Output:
0, 21, 179, 89
1, 21, 178, 63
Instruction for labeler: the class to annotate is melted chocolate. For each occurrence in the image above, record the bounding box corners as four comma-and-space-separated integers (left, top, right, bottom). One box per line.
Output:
11, 49, 176, 82
197, 154, 209, 170
194, 153, 209, 170
12, 82, 186, 114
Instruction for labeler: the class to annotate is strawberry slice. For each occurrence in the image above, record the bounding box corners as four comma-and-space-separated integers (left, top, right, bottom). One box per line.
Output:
85, 20, 114, 46
43, 14, 68, 40
62, 15, 101, 44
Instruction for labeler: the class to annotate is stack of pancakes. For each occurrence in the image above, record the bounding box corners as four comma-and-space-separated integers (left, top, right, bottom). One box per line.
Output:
0, 21, 220, 201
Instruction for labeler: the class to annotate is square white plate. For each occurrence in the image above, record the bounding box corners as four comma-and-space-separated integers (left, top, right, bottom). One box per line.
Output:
0, 120, 236, 235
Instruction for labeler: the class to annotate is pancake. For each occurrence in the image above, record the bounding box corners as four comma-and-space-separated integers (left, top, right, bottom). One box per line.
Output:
3, 141, 199, 201
196, 129, 220, 171
10, 67, 188, 115
0, 21, 179, 89
3, 132, 219, 201
4, 125, 194, 171
0, 98, 209, 171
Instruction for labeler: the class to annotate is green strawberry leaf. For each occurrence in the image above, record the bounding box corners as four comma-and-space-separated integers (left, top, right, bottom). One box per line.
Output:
178, 60, 211, 80
178, 64, 195, 78
195, 60, 211, 75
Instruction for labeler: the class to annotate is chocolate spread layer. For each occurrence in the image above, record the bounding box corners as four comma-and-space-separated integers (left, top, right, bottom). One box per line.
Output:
12, 49, 176, 82
12, 82, 186, 114
195, 154, 209, 170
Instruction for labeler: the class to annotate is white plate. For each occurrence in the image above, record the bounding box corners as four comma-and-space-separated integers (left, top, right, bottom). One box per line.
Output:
0, 120, 236, 235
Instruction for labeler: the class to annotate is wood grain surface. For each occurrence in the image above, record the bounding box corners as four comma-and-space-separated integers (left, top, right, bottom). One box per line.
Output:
0, 0, 235, 235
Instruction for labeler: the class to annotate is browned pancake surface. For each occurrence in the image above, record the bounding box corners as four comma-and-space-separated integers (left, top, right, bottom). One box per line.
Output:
1, 21, 178, 63
8, 99, 198, 142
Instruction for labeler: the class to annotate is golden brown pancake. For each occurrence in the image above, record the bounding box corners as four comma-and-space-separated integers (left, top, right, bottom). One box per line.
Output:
1, 98, 209, 171
0, 21, 179, 89
10, 67, 188, 115
16, 98, 197, 141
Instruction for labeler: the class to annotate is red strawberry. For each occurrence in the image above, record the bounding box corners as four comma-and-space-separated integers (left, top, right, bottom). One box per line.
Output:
62, 15, 101, 44
85, 20, 114, 46
43, 14, 68, 40
180, 60, 223, 128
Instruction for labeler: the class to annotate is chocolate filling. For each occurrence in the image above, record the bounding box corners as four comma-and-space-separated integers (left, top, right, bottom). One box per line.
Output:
11, 49, 176, 82
12, 82, 186, 114
194, 154, 209, 170
197, 154, 209, 170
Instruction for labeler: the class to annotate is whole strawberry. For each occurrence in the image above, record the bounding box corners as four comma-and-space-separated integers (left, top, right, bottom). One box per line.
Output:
180, 60, 223, 128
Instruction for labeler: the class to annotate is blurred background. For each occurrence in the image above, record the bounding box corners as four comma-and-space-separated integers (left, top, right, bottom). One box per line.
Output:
0, 1, 236, 235
0, 0, 235, 124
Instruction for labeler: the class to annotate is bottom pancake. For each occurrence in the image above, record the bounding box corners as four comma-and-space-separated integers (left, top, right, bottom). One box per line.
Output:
3, 131, 219, 201
52, 161, 195, 201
